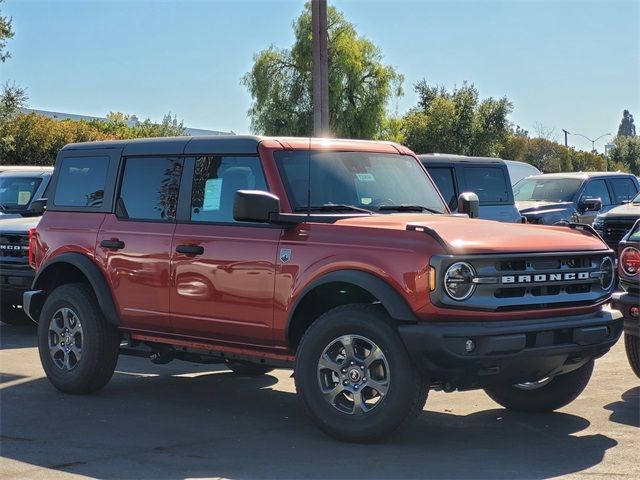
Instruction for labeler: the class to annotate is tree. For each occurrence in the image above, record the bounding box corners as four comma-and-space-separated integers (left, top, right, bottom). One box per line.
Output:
609, 135, 640, 175
0, 82, 27, 121
401, 80, 512, 156
617, 109, 636, 137
242, 2, 403, 138
0, 0, 13, 63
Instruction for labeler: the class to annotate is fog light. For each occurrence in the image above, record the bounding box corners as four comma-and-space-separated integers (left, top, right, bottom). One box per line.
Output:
631, 306, 639, 318
465, 339, 475, 353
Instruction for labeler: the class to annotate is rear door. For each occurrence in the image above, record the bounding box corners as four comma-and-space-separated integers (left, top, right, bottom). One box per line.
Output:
460, 165, 521, 222
608, 177, 638, 205
170, 155, 281, 346
96, 156, 183, 332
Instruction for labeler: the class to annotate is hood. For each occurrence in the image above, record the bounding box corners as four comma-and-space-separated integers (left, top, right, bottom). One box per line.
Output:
516, 200, 573, 215
334, 214, 608, 255
0, 215, 40, 234
601, 202, 640, 219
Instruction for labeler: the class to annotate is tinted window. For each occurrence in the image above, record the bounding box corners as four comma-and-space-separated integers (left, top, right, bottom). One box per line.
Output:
426, 167, 457, 209
514, 178, 582, 202
581, 179, 611, 206
119, 157, 184, 221
191, 156, 267, 223
463, 166, 510, 204
54, 156, 109, 207
610, 178, 638, 204
0, 176, 42, 212
276, 151, 446, 214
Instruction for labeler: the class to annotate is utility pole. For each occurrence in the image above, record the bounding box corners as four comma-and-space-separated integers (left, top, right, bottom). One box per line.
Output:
562, 129, 569, 147
312, 0, 329, 137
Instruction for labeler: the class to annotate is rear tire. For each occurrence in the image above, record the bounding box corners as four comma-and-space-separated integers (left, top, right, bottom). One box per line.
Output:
295, 304, 428, 443
226, 361, 273, 376
484, 360, 594, 412
1, 303, 33, 326
37, 283, 120, 394
624, 333, 640, 378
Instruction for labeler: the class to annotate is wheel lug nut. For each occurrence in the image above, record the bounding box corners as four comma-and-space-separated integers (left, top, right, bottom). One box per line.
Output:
363, 378, 367, 382
350, 361, 354, 366
354, 385, 359, 390
341, 368, 346, 373
360, 365, 364, 370
343, 380, 348, 386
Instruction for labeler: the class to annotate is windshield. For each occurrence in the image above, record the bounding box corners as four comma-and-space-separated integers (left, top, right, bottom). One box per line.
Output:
513, 177, 582, 202
275, 151, 447, 214
0, 176, 42, 212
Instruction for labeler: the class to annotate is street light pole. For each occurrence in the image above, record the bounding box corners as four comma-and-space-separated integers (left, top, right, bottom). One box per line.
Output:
569, 132, 612, 171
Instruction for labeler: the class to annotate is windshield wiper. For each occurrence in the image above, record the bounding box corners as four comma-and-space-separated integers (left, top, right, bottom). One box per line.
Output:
378, 204, 443, 214
294, 204, 375, 214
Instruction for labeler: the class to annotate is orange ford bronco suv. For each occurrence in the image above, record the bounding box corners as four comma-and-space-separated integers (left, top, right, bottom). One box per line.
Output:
24, 136, 622, 442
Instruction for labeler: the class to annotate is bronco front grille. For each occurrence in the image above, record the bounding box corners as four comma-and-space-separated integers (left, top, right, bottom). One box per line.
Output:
0, 234, 29, 259
430, 251, 614, 311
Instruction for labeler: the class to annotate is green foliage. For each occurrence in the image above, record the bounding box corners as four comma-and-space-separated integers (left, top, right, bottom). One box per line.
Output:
0, 82, 27, 121
242, 1, 403, 138
400, 80, 512, 156
608, 135, 640, 175
0, 112, 187, 166
617, 109, 636, 137
0, 0, 13, 63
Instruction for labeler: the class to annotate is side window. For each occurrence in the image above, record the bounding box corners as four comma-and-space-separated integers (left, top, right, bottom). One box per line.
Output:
581, 179, 611, 206
190, 156, 267, 223
463, 166, 510, 204
426, 167, 457, 209
54, 156, 109, 207
610, 178, 638, 204
119, 157, 184, 222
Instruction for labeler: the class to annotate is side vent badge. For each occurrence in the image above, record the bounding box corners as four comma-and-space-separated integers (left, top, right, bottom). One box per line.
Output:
280, 248, 292, 263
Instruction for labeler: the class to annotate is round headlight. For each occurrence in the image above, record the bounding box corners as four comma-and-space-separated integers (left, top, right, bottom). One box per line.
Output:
620, 247, 640, 276
600, 257, 615, 290
444, 262, 476, 301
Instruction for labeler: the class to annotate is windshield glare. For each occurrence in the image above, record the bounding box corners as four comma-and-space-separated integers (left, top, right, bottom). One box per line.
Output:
0, 176, 42, 212
513, 177, 582, 203
275, 151, 447, 214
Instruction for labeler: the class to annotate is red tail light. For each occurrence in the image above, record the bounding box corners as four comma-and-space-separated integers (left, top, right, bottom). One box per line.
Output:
620, 246, 640, 276
28, 227, 36, 268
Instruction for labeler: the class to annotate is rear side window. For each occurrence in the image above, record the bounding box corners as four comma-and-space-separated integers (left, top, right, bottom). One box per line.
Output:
426, 167, 457, 209
119, 157, 184, 222
463, 166, 510, 204
582, 179, 611, 206
190, 156, 267, 223
610, 178, 638, 204
54, 156, 109, 207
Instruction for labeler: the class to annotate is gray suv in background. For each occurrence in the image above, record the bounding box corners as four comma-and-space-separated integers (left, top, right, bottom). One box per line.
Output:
514, 172, 639, 225
420, 154, 523, 223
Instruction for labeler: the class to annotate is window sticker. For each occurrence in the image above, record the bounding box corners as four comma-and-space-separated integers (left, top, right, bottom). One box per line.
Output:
203, 178, 223, 211
355, 173, 376, 182
18, 191, 31, 205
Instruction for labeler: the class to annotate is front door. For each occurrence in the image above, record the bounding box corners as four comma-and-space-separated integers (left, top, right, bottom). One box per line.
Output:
170, 155, 281, 346
96, 156, 184, 332
576, 179, 613, 224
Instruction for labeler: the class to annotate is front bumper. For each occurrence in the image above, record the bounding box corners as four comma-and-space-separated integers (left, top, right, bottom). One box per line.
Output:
398, 308, 622, 390
0, 264, 34, 305
611, 292, 639, 337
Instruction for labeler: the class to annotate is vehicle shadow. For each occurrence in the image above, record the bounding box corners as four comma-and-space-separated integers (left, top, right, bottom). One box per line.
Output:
0, 352, 618, 480
603, 386, 639, 428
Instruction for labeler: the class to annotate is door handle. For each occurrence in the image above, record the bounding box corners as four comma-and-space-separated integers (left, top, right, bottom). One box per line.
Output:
100, 239, 125, 250
176, 244, 204, 255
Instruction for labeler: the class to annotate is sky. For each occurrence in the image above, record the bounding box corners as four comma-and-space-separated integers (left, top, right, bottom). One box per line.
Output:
2, 0, 638, 153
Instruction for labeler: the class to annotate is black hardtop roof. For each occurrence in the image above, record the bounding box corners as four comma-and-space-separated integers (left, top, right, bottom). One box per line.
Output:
60, 135, 264, 156
418, 153, 506, 165
524, 171, 637, 181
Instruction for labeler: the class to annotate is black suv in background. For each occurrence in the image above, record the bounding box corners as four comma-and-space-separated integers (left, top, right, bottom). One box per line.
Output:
0, 167, 53, 325
419, 154, 522, 223
514, 172, 639, 225
593, 192, 640, 250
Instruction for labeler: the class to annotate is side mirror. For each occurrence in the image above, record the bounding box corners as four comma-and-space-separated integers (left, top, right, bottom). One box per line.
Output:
579, 197, 602, 213
30, 198, 47, 215
457, 192, 480, 219
234, 190, 280, 223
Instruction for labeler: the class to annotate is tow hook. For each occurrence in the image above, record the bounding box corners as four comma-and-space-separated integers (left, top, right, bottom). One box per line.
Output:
150, 346, 175, 365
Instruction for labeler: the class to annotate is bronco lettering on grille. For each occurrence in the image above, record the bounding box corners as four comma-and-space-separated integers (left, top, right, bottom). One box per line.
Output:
501, 272, 590, 284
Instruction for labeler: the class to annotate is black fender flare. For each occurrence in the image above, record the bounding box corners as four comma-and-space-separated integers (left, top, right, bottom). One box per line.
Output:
287, 269, 418, 333
33, 253, 120, 326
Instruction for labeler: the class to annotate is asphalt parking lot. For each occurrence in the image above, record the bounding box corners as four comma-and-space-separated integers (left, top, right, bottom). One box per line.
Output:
0, 321, 638, 480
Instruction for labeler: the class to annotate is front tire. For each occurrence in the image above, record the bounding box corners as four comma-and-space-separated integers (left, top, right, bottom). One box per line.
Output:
295, 304, 428, 443
1, 303, 33, 326
624, 333, 640, 378
484, 360, 595, 412
38, 283, 120, 394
